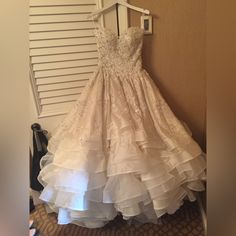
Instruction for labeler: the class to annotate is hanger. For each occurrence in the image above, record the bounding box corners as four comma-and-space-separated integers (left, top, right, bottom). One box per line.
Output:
87, 0, 150, 20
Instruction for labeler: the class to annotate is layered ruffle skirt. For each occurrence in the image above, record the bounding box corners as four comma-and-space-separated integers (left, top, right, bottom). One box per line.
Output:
38, 69, 206, 228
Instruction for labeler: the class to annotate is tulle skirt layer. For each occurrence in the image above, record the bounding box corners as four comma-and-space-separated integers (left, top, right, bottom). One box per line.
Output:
38, 68, 206, 228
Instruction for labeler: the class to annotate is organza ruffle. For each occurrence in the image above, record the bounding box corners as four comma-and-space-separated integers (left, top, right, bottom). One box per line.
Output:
38, 66, 206, 228
38, 143, 205, 227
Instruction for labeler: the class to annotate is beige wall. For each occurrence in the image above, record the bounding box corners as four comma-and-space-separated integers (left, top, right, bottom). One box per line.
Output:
128, 0, 206, 149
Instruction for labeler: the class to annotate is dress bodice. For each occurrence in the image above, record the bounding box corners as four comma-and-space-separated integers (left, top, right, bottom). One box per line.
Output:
94, 26, 144, 74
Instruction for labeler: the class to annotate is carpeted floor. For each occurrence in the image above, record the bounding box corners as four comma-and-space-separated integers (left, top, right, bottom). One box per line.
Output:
30, 201, 205, 236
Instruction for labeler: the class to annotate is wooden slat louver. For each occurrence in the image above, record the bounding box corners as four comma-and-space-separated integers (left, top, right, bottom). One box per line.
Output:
29, 0, 98, 117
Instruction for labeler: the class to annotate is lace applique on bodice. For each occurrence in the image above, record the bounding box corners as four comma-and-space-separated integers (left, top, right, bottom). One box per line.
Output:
94, 26, 144, 75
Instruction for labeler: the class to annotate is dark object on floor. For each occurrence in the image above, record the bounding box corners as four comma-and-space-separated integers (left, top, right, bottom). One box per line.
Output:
30, 201, 205, 236
30, 197, 35, 213
30, 123, 48, 191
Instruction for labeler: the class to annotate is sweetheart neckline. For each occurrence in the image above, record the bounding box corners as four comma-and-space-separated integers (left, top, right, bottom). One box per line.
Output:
94, 26, 144, 39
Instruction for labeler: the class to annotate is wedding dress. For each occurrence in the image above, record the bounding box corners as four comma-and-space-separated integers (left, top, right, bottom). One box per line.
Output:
38, 25, 206, 228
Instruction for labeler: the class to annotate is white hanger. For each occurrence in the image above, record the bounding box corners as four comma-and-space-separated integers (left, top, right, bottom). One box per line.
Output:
87, 0, 150, 20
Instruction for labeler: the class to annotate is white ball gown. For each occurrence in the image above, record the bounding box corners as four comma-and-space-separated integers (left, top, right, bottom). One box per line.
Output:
38, 25, 206, 228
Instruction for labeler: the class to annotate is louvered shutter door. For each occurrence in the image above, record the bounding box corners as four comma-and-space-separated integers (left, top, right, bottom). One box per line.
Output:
29, 0, 99, 117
